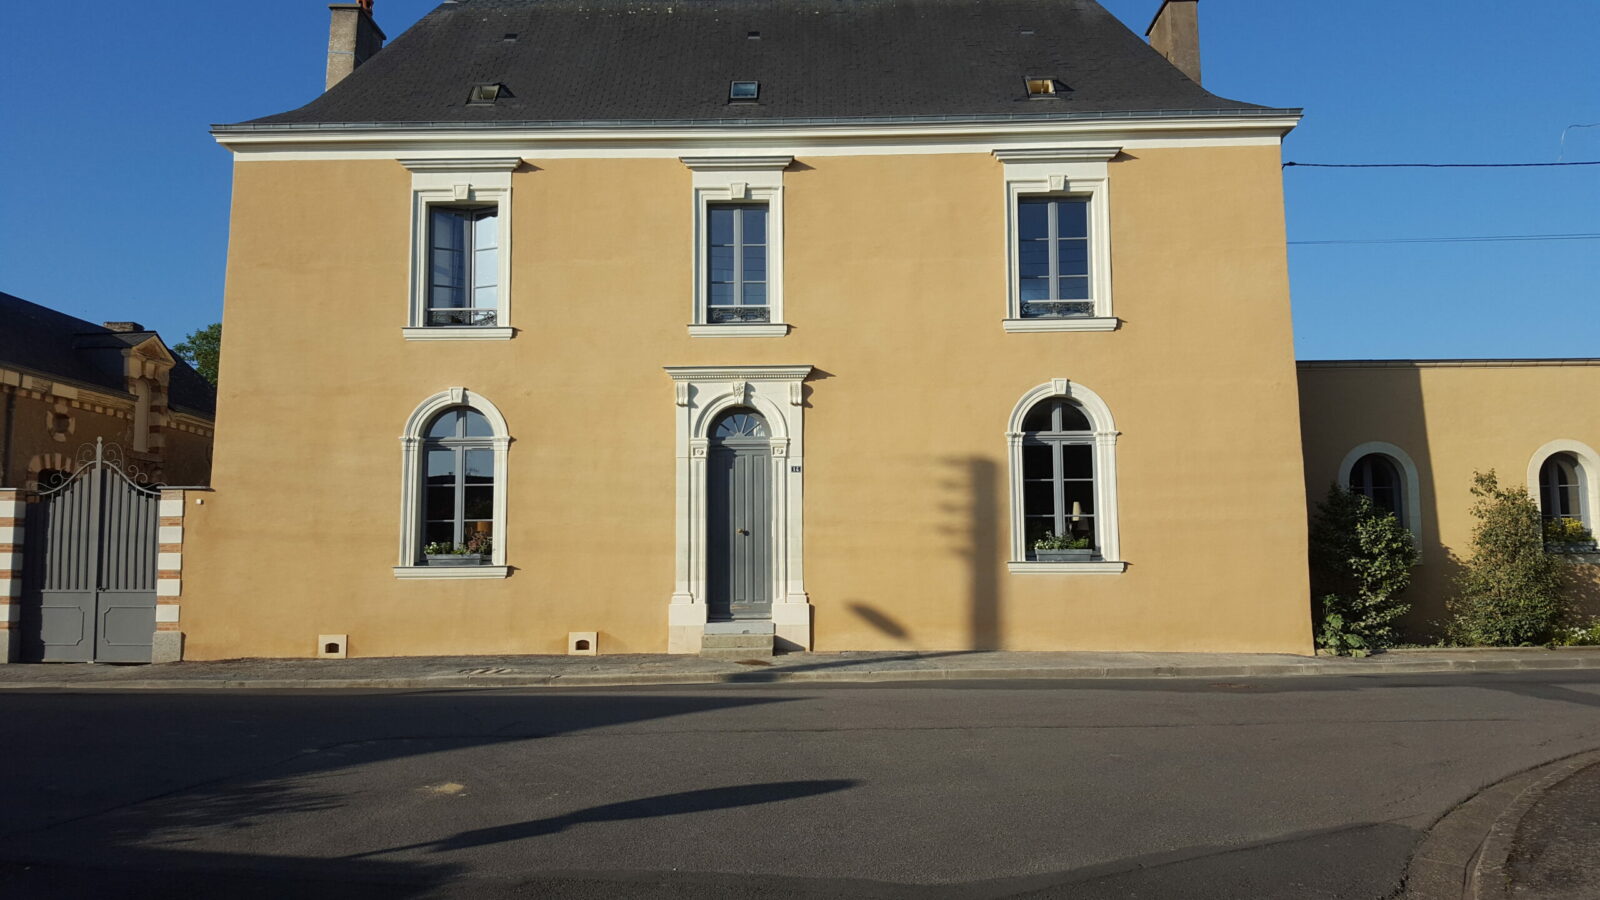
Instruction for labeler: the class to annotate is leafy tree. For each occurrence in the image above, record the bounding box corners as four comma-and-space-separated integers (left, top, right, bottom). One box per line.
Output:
1309, 485, 1419, 655
174, 322, 221, 386
1447, 471, 1568, 646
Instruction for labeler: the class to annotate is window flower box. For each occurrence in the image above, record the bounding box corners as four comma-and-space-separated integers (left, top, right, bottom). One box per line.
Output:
1034, 548, 1094, 562
425, 553, 487, 567
1547, 541, 1599, 554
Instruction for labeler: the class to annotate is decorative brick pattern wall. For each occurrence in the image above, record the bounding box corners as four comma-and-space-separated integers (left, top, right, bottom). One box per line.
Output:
0, 489, 21, 663
152, 489, 187, 663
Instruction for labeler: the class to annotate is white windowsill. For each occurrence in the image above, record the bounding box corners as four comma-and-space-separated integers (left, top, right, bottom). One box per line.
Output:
393, 565, 510, 580
1002, 317, 1120, 333
687, 323, 791, 338
1007, 560, 1128, 575
402, 327, 516, 341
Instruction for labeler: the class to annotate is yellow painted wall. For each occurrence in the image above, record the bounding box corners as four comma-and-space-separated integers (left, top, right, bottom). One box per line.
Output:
1298, 364, 1600, 635
182, 145, 1313, 659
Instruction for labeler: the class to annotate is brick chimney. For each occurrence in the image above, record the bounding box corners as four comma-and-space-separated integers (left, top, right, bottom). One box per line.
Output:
102, 322, 146, 333
325, 2, 386, 91
1145, 0, 1202, 85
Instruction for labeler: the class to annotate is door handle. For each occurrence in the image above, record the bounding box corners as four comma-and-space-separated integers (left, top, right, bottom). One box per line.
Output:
737, 528, 749, 536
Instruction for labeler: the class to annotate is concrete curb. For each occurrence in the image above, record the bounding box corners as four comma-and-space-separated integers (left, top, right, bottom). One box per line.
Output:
1402, 749, 1600, 900
2, 653, 1600, 691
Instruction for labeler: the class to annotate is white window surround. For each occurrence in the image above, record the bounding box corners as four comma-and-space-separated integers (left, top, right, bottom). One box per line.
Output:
1527, 439, 1600, 531
399, 157, 520, 341
994, 148, 1119, 333
1006, 378, 1126, 574
664, 365, 812, 652
680, 156, 793, 337
394, 387, 511, 579
1337, 441, 1425, 548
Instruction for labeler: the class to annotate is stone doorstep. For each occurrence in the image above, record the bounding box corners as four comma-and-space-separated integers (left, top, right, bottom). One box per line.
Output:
702, 621, 775, 635
699, 648, 775, 662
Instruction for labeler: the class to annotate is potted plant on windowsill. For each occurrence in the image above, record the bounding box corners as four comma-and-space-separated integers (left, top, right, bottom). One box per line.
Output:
423, 534, 493, 566
1034, 532, 1093, 562
1544, 518, 1598, 553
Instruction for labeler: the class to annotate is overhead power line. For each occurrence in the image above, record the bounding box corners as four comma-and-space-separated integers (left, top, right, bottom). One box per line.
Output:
1284, 160, 1600, 169
1290, 233, 1600, 246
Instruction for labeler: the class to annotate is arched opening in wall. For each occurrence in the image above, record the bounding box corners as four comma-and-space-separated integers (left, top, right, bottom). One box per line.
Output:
706, 408, 773, 622
1349, 453, 1405, 524
418, 406, 496, 564
1539, 452, 1590, 534
1019, 397, 1098, 559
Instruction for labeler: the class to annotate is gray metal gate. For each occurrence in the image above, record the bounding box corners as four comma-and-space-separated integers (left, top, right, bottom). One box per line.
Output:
20, 440, 161, 663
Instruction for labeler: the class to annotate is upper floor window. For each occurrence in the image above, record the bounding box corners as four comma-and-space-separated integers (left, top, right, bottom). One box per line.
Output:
707, 204, 769, 323
1017, 197, 1091, 319
1349, 453, 1404, 522
681, 155, 792, 338
995, 148, 1118, 333
427, 207, 499, 326
400, 157, 518, 341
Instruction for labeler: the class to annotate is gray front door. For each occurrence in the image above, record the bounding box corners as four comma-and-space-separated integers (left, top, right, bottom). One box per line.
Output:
20, 441, 160, 663
707, 411, 772, 621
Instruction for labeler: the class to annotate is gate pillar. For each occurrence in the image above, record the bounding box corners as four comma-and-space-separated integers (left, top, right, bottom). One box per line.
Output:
152, 489, 188, 663
0, 488, 21, 663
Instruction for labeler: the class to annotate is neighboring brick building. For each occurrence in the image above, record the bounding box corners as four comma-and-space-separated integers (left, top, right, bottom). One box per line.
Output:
0, 292, 215, 489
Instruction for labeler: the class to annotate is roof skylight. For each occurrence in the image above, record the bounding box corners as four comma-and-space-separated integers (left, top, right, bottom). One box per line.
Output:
1025, 77, 1060, 98
729, 81, 760, 101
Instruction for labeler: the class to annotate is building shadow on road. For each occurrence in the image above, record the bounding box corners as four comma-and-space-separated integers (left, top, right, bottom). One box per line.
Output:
358, 779, 858, 856
0, 690, 808, 897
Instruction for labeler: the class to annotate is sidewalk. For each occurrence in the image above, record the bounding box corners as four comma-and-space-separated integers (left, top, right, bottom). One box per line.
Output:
2, 646, 1598, 691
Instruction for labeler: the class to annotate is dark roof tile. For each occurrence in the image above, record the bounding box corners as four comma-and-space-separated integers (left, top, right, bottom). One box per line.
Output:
237, 0, 1270, 127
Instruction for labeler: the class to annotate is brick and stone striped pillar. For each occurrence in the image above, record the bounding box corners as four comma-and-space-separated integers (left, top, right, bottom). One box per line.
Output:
0, 488, 21, 663
152, 489, 188, 663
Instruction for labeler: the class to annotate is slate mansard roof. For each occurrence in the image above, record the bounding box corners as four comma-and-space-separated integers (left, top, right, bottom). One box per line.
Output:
229, 0, 1290, 130
0, 292, 217, 419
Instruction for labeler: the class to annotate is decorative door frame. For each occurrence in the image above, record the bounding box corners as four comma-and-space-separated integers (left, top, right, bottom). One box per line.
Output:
664, 365, 812, 652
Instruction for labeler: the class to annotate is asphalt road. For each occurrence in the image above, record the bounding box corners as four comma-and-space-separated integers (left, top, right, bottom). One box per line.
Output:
3, 672, 1600, 899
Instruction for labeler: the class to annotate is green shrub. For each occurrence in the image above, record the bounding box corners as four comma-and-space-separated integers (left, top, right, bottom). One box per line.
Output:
1447, 471, 1569, 646
1309, 486, 1419, 654
1544, 516, 1595, 545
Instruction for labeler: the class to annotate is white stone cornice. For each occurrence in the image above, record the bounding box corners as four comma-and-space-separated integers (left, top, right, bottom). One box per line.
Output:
679, 155, 794, 171
992, 147, 1122, 164
398, 156, 522, 172
664, 365, 813, 384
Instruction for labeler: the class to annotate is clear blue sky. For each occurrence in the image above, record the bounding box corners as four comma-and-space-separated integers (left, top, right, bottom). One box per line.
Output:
2, 1, 1595, 358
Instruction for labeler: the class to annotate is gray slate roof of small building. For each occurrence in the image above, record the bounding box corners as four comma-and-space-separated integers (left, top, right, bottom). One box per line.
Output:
0, 291, 217, 419
233, 0, 1282, 129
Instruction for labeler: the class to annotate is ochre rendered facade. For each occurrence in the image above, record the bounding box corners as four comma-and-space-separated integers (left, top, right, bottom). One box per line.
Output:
1299, 362, 1600, 633
181, 145, 1314, 659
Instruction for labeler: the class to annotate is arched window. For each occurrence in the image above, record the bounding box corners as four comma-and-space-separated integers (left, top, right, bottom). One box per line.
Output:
396, 388, 510, 578
421, 407, 496, 560
1539, 452, 1584, 525
1349, 453, 1404, 522
1527, 441, 1599, 542
1006, 379, 1123, 573
1337, 442, 1423, 541
1021, 399, 1096, 554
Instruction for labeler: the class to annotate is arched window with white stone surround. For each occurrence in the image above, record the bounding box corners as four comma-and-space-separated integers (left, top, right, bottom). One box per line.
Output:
395, 388, 511, 578
1337, 442, 1424, 542
1006, 379, 1124, 574
1528, 440, 1599, 541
